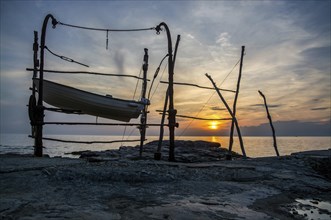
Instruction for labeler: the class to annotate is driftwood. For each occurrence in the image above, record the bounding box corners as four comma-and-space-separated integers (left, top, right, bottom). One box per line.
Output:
205, 73, 246, 158
258, 90, 280, 156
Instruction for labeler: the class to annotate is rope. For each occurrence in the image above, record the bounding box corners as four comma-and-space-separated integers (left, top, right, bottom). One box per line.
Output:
58, 21, 155, 32
132, 65, 143, 100
150, 60, 168, 101
44, 46, 89, 67
147, 54, 169, 100
121, 63, 143, 143
179, 58, 241, 136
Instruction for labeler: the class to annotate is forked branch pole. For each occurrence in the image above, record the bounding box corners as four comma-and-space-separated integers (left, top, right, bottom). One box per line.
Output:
258, 90, 280, 156
205, 73, 246, 158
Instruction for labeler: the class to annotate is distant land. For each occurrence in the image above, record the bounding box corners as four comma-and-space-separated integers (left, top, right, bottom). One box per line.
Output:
240, 120, 331, 136
180, 120, 331, 137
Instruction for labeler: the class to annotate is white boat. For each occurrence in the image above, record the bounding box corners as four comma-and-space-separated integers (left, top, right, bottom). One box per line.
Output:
33, 78, 145, 122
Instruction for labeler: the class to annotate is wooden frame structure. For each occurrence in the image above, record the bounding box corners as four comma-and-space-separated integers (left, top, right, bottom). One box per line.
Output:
28, 14, 179, 160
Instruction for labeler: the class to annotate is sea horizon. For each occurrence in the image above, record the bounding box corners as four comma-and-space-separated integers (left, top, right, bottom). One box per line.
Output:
1, 133, 330, 159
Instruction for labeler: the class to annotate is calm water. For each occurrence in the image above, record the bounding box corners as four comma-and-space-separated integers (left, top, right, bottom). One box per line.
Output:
0, 134, 330, 158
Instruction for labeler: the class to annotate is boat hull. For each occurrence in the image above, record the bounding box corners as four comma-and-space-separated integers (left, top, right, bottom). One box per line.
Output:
33, 79, 144, 122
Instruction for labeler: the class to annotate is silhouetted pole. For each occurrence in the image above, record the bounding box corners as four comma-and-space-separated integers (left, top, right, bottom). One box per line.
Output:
29, 31, 39, 138
155, 23, 177, 162
139, 48, 149, 157
206, 73, 246, 158
228, 46, 245, 159
258, 90, 280, 157
34, 14, 58, 157
154, 35, 180, 161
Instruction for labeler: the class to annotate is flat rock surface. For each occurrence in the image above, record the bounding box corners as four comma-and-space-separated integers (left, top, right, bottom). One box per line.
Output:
1, 141, 330, 219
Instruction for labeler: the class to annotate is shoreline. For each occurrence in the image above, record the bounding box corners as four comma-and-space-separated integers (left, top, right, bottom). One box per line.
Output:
1, 141, 330, 219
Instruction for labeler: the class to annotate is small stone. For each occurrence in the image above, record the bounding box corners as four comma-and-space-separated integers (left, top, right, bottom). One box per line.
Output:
310, 200, 318, 205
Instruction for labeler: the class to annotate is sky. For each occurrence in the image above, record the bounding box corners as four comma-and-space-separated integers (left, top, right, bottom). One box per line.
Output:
0, 0, 330, 137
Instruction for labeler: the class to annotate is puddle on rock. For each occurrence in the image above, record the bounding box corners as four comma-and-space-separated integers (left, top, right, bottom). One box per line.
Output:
289, 199, 331, 220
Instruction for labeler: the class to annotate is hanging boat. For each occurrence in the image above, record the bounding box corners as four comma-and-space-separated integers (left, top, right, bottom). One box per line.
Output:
33, 78, 145, 122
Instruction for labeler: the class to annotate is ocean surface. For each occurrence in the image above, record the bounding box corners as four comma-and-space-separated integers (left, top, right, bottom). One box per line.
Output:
0, 134, 330, 158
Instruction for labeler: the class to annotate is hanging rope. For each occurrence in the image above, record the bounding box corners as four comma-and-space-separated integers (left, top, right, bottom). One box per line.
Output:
179, 57, 241, 136
56, 21, 157, 50
44, 46, 89, 67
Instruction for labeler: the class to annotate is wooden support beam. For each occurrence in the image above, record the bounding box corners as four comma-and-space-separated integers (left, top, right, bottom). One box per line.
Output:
29, 136, 144, 144
205, 73, 246, 158
228, 46, 245, 158
44, 122, 165, 126
160, 81, 236, 93
258, 90, 280, 157
139, 48, 149, 157
156, 110, 232, 121
26, 68, 150, 81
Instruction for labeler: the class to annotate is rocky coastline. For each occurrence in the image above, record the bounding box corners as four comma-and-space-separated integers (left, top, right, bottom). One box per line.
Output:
1, 140, 330, 219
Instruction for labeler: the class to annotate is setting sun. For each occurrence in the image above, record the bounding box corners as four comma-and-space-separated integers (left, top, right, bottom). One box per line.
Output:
209, 121, 219, 130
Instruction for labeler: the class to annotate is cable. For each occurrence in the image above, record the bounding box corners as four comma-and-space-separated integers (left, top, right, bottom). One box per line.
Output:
147, 54, 169, 100
132, 65, 143, 100
44, 46, 89, 67
58, 21, 155, 32
150, 61, 168, 101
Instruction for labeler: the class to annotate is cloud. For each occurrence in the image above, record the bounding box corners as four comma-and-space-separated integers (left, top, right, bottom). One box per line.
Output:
1, 1, 330, 136
311, 107, 330, 111
210, 106, 226, 111
250, 104, 281, 108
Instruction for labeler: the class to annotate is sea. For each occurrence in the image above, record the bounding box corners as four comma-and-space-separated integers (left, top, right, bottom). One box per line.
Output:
1, 134, 330, 158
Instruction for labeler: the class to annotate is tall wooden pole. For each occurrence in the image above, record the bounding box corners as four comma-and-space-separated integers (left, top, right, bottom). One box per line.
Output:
206, 73, 246, 158
34, 14, 58, 157
139, 48, 149, 157
258, 90, 280, 156
228, 46, 245, 158
155, 23, 177, 161
154, 35, 180, 160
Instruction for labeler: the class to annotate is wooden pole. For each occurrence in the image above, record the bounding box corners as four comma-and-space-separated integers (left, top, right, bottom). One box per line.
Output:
154, 34, 180, 161
29, 31, 39, 138
228, 46, 245, 159
155, 88, 169, 160
34, 14, 57, 157
139, 48, 149, 157
205, 73, 246, 158
258, 90, 280, 156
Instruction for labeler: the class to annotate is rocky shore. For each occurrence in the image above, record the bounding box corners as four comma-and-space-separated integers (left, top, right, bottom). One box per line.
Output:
1, 141, 330, 219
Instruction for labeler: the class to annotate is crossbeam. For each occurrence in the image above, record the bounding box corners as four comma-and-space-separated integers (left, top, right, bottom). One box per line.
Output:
160, 81, 236, 93
26, 68, 150, 81
28, 135, 143, 144
156, 110, 232, 121
43, 122, 165, 126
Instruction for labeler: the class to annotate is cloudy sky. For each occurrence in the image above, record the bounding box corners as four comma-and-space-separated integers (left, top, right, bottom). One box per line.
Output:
0, 0, 330, 136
